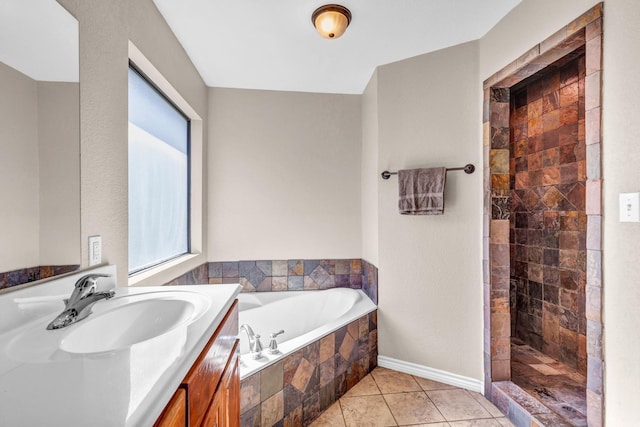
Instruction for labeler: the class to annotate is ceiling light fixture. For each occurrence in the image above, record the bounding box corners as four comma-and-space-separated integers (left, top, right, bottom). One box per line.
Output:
311, 4, 351, 39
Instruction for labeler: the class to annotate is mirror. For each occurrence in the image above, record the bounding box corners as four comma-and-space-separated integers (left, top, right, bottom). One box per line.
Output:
0, 0, 80, 291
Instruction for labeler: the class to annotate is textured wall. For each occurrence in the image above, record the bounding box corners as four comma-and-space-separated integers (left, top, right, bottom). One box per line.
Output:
361, 71, 380, 266
373, 41, 484, 380
38, 81, 81, 266
0, 62, 40, 272
208, 87, 361, 262
0, 65, 80, 274
59, 0, 209, 286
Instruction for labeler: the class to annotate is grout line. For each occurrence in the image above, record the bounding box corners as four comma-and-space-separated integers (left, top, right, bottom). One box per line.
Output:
380, 393, 400, 426
337, 399, 347, 427
413, 374, 448, 424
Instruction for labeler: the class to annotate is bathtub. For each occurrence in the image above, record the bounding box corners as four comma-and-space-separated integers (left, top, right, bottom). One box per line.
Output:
237, 287, 376, 379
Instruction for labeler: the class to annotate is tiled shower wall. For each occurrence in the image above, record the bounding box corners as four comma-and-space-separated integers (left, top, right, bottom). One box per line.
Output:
509, 53, 587, 374
0, 265, 80, 290
165, 258, 378, 305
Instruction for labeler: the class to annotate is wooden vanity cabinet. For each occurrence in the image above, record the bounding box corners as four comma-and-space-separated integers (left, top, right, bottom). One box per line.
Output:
155, 300, 239, 427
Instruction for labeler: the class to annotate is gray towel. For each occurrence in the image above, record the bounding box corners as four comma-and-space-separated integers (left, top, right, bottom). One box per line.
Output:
397, 167, 447, 215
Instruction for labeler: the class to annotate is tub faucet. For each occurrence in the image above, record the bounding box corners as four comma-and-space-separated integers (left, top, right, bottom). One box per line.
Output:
240, 324, 264, 359
46, 274, 114, 330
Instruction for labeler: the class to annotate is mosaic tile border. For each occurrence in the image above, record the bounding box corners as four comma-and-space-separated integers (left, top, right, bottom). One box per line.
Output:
165, 258, 378, 305
0, 265, 80, 290
239, 311, 378, 426
483, 4, 603, 426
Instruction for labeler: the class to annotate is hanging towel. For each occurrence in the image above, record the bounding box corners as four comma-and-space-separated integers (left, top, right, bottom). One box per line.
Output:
397, 167, 447, 215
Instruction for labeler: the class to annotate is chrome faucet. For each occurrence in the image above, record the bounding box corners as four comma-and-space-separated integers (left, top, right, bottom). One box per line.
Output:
46, 273, 114, 330
240, 324, 264, 359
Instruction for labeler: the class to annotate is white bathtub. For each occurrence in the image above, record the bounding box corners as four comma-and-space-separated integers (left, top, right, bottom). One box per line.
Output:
237, 288, 376, 379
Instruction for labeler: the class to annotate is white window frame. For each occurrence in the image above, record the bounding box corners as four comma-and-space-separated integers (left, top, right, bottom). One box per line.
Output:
127, 41, 203, 286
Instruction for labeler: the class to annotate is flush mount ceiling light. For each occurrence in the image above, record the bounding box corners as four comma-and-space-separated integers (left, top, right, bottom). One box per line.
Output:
312, 4, 352, 39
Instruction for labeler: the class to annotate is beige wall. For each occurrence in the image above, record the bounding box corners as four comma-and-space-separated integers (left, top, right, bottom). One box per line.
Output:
372, 41, 484, 379
60, 0, 208, 285
38, 81, 80, 266
0, 63, 80, 272
0, 62, 40, 272
599, 2, 640, 424
361, 71, 379, 265
208, 88, 361, 261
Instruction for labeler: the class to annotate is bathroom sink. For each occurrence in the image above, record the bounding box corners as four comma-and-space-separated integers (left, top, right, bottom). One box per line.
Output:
60, 291, 208, 354
5, 290, 211, 362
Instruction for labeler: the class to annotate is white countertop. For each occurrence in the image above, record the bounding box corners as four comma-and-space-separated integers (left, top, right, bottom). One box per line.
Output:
0, 266, 241, 426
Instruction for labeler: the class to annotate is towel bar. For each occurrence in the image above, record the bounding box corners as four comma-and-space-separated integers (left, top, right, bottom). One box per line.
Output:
381, 163, 475, 180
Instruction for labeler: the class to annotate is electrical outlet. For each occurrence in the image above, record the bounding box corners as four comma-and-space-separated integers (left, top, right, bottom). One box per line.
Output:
89, 235, 102, 266
619, 193, 640, 222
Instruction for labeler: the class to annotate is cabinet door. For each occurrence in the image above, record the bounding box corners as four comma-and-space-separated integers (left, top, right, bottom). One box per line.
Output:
201, 391, 225, 427
224, 355, 240, 427
185, 302, 238, 427
154, 388, 187, 427
201, 345, 239, 427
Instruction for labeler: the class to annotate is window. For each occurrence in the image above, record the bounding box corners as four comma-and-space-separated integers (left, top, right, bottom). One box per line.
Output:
128, 65, 190, 274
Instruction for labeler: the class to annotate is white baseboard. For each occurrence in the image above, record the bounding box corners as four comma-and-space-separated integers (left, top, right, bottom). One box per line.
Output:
377, 355, 484, 394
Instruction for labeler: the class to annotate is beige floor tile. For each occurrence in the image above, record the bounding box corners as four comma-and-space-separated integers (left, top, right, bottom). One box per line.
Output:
371, 367, 421, 394
495, 417, 516, 426
402, 424, 450, 427
340, 395, 397, 427
384, 391, 446, 425
343, 373, 381, 397
403, 422, 449, 427
413, 376, 458, 391
448, 420, 502, 426
468, 391, 505, 418
310, 401, 345, 427
426, 389, 492, 421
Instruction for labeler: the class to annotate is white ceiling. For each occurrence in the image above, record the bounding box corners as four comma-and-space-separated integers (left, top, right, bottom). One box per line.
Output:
0, 0, 78, 82
153, 0, 522, 94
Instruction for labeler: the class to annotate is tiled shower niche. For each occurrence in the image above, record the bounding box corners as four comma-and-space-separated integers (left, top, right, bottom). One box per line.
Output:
509, 50, 587, 375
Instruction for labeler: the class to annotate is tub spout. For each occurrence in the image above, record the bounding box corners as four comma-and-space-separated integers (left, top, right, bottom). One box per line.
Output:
241, 324, 264, 359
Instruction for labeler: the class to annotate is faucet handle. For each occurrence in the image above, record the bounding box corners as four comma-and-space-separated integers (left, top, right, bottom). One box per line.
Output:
66, 273, 111, 308
75, 273, 111, 289
268, 330, 285, 354
270, 330, 285, 339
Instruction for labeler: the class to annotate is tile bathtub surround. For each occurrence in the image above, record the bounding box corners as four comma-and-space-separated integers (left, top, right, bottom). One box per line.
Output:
508, 51, 587, 374
311, 367, 514, 427
240, 310, 378, 426
163, 262, 209, 286
0, 265, 80, 290
205, 258, 378, 304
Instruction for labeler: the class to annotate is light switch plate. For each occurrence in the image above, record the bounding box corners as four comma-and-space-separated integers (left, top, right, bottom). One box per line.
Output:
88, 235, 102, 266
619, 193, 640, 222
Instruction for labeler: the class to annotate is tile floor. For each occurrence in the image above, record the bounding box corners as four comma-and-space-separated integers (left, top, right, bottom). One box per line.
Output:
310, 367, 514, 426
511, 341, 587, 427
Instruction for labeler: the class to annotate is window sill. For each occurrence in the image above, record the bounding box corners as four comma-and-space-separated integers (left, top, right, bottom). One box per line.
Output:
128, 253, 201, 287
